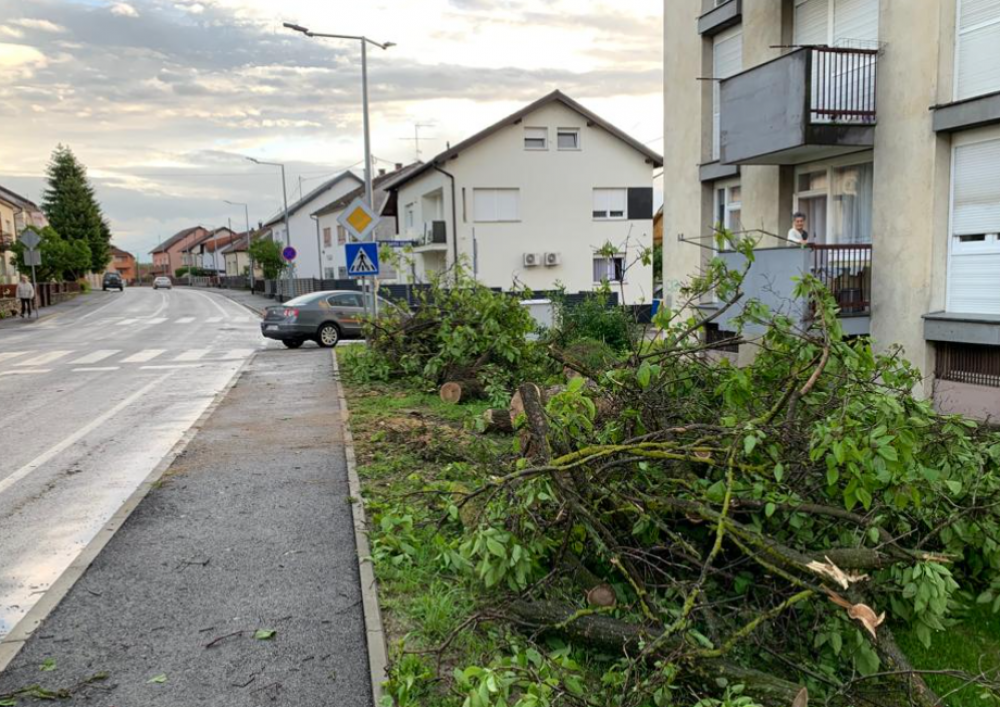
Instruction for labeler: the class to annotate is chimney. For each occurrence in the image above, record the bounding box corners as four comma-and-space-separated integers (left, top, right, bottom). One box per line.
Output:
378, 168, 386, 176
395, 162, 403, 171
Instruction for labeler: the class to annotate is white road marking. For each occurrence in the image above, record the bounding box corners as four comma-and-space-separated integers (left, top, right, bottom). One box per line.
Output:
0, 369, 50, 377
115, 318, 138, 326
183, 288, 234, 318
94, 318, 121, 326
176, 317, 195, 324
140, 364, 204, 370
207, 316, 223, 323
174, 349, 208, 362
220, 348, 256, 360
0, 373, 173, 496
0, 352, 30, 364
70, 350, 120, 365
146, 317, 168, 325
16, 351, 72, 366
72, 367, 121, 372
121, 349, 165, 363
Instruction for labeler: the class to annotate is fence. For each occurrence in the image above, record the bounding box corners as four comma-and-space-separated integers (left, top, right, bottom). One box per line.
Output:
0, 280, 82, 317
809, 243, 872, 315
936, 342, 1000, 389
809, 46, 878, 124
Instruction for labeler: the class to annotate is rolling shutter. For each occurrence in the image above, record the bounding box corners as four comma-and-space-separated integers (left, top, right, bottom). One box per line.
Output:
957, 0, 1000, 100
713, 25, 742, 161
834, 0, 879, 45
794, 0, 829, 45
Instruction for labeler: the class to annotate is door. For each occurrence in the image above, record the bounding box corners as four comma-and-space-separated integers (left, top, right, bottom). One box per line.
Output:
797, 196, 828, 244
327, 292, 365, 335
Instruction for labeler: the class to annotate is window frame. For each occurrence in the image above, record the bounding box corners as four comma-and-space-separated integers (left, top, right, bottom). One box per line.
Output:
337, 225, 347, 245
954, 0, 1000, 102
592, 188, 628, 221
323, 227, 332, 248
328, 292, 363, 308
473, 188, 521, 223
592, 253, 627, 284
713, 178, 743, 250
792, 152, 875, 245
556, 128, 581, 150
524, 127, 548, 151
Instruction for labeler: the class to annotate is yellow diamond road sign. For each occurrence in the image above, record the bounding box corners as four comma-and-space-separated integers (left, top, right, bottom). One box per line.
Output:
337, 197, 380, 242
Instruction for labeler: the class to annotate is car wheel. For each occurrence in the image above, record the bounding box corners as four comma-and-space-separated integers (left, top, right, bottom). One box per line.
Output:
283, 339, 303, 349
316, 322, 340, 348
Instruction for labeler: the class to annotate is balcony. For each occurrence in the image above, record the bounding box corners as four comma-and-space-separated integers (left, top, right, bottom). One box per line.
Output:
713, 242, 872, 337
720, 47, 878, 166
414, 221, 448, 252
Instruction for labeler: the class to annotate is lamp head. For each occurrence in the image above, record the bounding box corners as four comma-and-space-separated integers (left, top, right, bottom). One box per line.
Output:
383, 41, 396, 49
283, 22, 310, 35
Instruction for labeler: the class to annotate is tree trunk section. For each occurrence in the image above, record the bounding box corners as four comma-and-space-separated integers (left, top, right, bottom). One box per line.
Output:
482, 408, 514, 434
515, 382, 551, 462
439, 379, 484, 404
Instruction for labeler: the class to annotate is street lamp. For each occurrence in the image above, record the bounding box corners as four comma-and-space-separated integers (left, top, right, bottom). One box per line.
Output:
246, 156, 293, 299
283, 22, 393, 315
224, 199, 254, 290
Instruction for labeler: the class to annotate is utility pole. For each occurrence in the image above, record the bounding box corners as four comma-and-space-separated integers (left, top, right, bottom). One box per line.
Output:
224, 200, 253, 290
247, 157, 292, 300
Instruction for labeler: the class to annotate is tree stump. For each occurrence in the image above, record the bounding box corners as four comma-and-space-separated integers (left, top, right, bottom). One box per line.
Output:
439, 379, 484, 404
482, 408, 514, 434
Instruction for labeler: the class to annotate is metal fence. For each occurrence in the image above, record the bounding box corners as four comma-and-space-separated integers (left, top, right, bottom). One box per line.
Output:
936, 342, 1000, 389
810, 46, 879, 124
810, 243, 872, 315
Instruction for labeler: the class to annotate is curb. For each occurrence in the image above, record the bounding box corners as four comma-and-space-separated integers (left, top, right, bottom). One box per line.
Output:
0, 355, 256, 673
205, 288, 269, 317
330, 350, 388, 705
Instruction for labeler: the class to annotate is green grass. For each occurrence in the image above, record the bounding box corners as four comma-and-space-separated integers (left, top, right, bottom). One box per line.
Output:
896, 605, 1000, 706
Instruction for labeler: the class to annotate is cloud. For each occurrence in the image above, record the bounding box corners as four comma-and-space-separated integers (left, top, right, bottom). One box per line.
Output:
0, 26, 25, 39
110, 3, 140, 18
11, 18, 65, 33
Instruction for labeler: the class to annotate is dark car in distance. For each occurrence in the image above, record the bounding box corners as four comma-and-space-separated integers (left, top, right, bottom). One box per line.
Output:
261, 290, 399, 349
102, 272, 124, 291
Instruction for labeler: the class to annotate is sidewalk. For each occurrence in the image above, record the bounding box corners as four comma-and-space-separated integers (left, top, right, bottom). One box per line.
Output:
0, 291, 113, 330
201, 287, 276, 317
0, 349, 373, 706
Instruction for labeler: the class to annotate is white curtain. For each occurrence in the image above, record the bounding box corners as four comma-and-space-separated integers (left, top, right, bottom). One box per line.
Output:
832, 162, 873, 244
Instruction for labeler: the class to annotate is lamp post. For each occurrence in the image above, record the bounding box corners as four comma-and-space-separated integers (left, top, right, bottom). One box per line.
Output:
283, 22, 394, 316
247, 156, 293, 300
224, 199, 254, 290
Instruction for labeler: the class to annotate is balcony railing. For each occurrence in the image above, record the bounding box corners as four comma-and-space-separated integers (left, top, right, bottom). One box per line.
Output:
809, 243, 872, 315
810, 47, 878, 124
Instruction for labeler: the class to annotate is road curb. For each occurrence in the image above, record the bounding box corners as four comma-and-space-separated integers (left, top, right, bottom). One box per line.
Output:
200, 287, 268, 317
330, 349, 388, 705
0, 354, 256, 674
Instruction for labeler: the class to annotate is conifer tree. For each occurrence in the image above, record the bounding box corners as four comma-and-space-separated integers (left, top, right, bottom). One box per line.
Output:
41, 145, 112, 273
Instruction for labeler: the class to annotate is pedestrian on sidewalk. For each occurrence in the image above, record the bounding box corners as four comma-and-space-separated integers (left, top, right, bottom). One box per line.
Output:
16, 275, 35, 318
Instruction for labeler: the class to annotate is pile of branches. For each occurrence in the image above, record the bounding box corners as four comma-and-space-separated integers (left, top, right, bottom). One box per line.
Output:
446, 245, 1000, 706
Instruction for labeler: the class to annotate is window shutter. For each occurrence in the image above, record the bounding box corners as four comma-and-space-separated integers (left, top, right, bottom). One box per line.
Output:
834, 0, 879, 45
794, 0, 829, 45
593, 189, 609, 216
713, 26, 742, 161
473, 190, 497, 222
608, 189, 627, 217
497, 190, 519, 221
627, 188, 654, 220
952, 138, 1000, 235
957, 0, 1000, 100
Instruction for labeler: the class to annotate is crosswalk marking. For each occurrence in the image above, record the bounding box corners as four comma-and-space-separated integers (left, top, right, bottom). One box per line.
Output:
207, 316, 223, 323
176, 317, 195, 324
16, 351, 72, 366
0, 369, 50, 376
121, 349, 165, 363
140, 364, 204, 370
146, 317, 168, 325
220, 349, 255, 360
0, 352, 30, 364
70, 350, 120, 365
116, 318, 139, 326
72, 366, 121, 373
174, 349, 208, 362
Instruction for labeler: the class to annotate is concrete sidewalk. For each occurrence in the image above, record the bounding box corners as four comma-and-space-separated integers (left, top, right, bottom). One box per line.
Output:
0, 349, 372, 706
0, 290, 114, 330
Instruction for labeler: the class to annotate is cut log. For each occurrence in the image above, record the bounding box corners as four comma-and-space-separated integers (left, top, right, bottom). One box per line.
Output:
515, 382, 551, 462
482, 408, 514, 434
439, 379, 484, 404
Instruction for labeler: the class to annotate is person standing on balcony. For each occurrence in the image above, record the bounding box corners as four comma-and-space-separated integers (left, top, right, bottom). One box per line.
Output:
16, 274, 34, 318
787, 212, 810, 245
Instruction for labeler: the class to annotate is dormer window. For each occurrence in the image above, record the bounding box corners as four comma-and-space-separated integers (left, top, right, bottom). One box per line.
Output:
524, 127, 547, 150
557, 129, 580, 150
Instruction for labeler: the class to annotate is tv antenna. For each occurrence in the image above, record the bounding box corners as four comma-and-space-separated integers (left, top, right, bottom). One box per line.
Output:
399, 122, 435, 161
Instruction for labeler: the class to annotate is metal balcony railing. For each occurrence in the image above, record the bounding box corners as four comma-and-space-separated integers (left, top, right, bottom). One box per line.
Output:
810, 47, 878, 124
809, 243, 872, 315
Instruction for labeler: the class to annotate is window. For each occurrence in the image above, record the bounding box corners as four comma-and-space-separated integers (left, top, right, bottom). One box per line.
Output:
323, 227, 332, 248
948, 131, 1000, 313
328, 292, 363, 308
404, 203, 415, 232
524, 127, 547, 150
473, 189, 520, 222
593, 188, 627, 220
557, 129, 580, 150
792, 158, 873, 245
956, 0, 1000, 100
793, 0, 880, 47
337, 225, 347, 245
338, 266, 348, 278
714, 181, 742, 239
712, 25, 743, 161
324, 267, 337, 279
593, 255, 625, 283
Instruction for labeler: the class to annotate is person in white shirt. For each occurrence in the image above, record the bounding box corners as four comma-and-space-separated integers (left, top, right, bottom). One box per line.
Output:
787, 212, 810, 245
16, 274, 35, 318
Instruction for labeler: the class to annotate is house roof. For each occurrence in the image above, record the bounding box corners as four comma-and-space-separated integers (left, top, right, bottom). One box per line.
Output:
381, 90, 663, 192
110, 245, 134, 259
0, 185, 40, 211
311, 163, 424, 218
151, 226, 206, 253
263, 171, 363, 228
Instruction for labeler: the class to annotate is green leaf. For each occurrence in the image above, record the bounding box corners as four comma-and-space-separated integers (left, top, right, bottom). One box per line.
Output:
636, 363, 651, 389
830, 630, 843, 655
485, 538, 506, 558
773, 464, 784, 483
743, 435, 758, 455
856, 486, 873, 510
39, 657, 56, 672
148, 674, 168, 684
566, 376, 585, 392
764, 502, 776, 518
254, 629, 276, 640
945, 479, 962, 495
976, 590, 994, 604
0, 699, 15, 706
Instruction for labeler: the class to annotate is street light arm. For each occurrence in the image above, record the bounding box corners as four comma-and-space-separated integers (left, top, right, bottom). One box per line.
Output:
292, 30, 394, 49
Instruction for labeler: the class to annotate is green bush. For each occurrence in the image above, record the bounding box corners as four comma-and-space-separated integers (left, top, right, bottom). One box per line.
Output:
551, 287, 636, 352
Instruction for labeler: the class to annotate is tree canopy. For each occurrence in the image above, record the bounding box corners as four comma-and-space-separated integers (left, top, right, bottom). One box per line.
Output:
12, 226, 91, 282
41, 145, 111, 273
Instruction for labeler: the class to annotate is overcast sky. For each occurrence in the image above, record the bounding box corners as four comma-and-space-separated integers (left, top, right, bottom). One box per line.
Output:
0, 0, 663, 259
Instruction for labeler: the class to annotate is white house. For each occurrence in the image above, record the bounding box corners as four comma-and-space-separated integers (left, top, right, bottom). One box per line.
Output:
312, 162, 422, 282
263, 171, 363, 279
185, 227, 240, 274
382, 91, 662, 304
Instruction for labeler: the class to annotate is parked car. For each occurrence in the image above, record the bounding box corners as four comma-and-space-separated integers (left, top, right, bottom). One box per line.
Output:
102, 272, 124, 291
261, 290, 400, 349
153, 276, 172, 290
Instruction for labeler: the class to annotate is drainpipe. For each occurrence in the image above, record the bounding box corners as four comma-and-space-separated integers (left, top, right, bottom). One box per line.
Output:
432, 164, 460, 268
311, 214, 322, 285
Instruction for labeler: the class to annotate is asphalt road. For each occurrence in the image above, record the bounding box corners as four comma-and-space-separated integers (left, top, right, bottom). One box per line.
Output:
0, 287, 271, 637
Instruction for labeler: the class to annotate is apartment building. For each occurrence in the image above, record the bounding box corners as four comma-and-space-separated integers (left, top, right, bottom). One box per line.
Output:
384, 91, 661, 305
664, 0, 1000, 418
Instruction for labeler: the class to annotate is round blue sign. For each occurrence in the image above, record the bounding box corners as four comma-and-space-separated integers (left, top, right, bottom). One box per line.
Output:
282, 246, 297, 262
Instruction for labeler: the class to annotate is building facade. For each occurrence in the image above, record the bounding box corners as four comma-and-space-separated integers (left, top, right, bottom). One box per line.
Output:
108, 246, 137, 283
151, 226, 210, 277
386, 91, 661, 304
664, 0, 1000, 418
0, 186, 47, 285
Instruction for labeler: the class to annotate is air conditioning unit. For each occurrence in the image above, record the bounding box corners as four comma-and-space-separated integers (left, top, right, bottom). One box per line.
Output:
544, 252, 561, 267
523, 252, 542, 267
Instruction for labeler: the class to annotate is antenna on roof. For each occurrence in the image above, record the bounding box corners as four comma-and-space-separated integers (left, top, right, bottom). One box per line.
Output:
398, 122, 435, 161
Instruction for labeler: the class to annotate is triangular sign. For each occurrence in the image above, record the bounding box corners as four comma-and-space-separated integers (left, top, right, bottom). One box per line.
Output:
350, 248, 374, 274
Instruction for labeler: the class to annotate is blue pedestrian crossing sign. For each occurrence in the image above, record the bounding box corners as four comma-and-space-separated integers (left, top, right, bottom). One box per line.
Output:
345, 242, 380, 278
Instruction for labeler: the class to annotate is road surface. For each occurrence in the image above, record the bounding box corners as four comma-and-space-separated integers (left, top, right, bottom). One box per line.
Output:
0, 287, 271, 636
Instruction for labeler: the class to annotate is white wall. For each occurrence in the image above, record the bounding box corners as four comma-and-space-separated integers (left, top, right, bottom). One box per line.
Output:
395, 101, 657, 303
269, 175, 362, 279
316, 188, 403, 281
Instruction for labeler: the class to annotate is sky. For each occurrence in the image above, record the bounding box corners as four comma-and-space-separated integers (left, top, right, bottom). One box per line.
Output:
0, 0, 663, 259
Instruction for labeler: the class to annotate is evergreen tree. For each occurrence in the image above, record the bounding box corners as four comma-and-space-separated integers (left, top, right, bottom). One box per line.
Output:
41, 145, 110, 273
